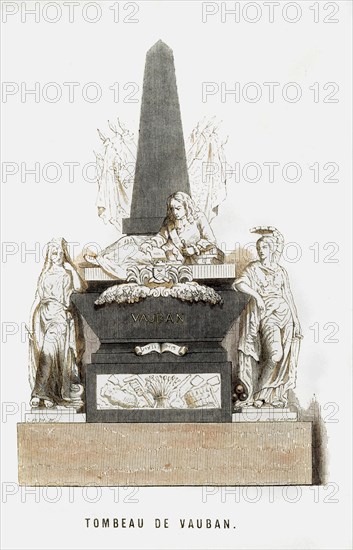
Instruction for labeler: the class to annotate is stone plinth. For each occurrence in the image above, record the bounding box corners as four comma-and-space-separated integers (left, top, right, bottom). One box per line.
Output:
232, 407, 298, 422
17, 422, 312, 486
72, 291, 246, 344
25, 407, 86, 423
72, 290, 248, 423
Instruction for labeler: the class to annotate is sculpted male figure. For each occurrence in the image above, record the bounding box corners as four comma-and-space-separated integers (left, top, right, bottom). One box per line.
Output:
84, 191, 220, 279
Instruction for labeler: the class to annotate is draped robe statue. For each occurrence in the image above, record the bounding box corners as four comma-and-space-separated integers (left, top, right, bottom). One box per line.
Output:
233, 227, 302, 408
28, 238, 85, 408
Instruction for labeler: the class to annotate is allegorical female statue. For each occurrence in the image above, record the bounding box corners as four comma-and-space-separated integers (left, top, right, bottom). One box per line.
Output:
233, 227, 302, 409
84, 191, 219, 278
28, 238, 86, 408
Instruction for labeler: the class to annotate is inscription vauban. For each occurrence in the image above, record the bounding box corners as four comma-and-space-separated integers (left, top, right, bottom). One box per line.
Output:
85, 517, 234, 529
131, 312, 184, 324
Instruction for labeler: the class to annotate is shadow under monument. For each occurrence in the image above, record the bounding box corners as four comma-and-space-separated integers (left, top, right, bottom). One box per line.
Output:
288, 391, 328, 485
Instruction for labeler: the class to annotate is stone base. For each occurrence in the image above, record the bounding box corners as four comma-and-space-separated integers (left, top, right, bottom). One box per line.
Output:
72, 291, 248, 424
232, 407, 298, 422
25, 407, 86, 423
17, 422, 312, 486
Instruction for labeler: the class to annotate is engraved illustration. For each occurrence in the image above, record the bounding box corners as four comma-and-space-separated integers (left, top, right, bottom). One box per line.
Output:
18, 40, 317, 488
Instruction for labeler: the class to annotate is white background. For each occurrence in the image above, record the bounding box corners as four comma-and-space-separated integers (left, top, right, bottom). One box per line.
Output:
1, 1, 352, 548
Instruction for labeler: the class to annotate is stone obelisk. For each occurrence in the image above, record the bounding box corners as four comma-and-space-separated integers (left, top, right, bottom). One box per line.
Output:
123, 40, 191, 235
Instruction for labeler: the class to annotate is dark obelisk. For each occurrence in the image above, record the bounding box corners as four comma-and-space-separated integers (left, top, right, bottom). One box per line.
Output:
123, 40, 191, 235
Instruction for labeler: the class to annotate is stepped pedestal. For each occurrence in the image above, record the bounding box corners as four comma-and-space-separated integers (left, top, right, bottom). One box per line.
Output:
232, 407, 298, 422
17, 422, 313, 486
25, 407, 86, 423
72, 288, 248, 423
